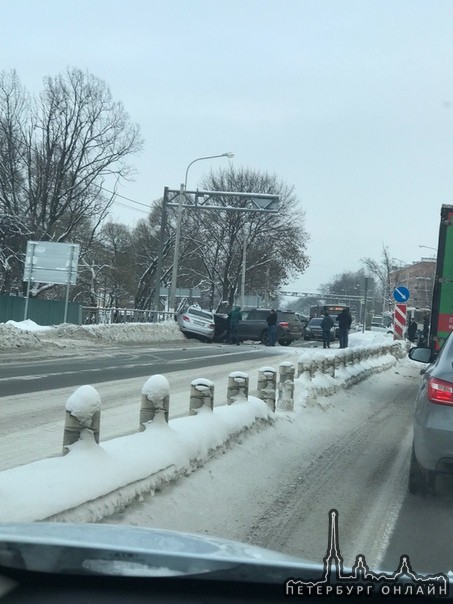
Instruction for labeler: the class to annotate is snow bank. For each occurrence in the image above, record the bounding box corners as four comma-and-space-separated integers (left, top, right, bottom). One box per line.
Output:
0, 319, 186, 350
83, 321, 185, 344
0, 323, 45, 349
0, 398, 273, 523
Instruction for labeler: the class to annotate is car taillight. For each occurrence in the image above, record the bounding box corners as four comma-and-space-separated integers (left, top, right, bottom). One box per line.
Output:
278, 321, 289, 328
427, 377, 453, 405
182, 315, 190, 322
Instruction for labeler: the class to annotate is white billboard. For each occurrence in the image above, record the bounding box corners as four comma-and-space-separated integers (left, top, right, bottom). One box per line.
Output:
23, 241, 80, 285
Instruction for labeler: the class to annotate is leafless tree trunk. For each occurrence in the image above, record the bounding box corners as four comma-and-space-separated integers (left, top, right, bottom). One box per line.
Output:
0, 68, 142, 297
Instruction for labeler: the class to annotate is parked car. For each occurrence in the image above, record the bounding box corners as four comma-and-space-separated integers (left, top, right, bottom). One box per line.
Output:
408, 333, 453, 494
295, 313, 309, 329
370, 322, 393, 334
303, 317, 336, 341
177, 305, 215, 342
237, 309, 303, 346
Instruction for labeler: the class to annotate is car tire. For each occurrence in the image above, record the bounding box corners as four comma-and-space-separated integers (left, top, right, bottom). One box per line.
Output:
408, 445, 435, 495
278, 340, 290, 346
260, 330, 269, 345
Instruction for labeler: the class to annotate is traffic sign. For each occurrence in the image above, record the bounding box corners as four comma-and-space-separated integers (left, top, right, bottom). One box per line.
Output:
393, 286, 410, 303
394, 303, 407, 340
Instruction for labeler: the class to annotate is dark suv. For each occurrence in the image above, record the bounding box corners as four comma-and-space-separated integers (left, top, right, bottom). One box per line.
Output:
237, 309, 303, 346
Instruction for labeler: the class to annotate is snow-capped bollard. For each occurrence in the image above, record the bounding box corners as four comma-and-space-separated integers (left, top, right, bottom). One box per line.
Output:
325, 353, 335, 377
345, 349, 354, 366
227, 371, 249, 404
337, 349, 347, 369
140, 374, 170, 430
391, 342, 404, 358
257, 367, 277, 411
352, 348, 361, 365
312, 352, 325, 376
63, 385, 101, 455
297, 353, 313, 379
190, 378, 214, 415
277, 361, 295, 411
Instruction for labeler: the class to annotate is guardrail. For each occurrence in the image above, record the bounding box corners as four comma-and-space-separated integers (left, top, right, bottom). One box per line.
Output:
62, 341, 405, 455
0, 340, 405, 523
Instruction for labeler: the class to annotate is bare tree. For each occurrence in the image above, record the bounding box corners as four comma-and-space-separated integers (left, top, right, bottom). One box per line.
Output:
179, 166, 310, 308
319, 269, 367, 297
361, 245, 400, 313
0, 213, 31, 294
131, 202, 179, 310
0, 68, 143, 296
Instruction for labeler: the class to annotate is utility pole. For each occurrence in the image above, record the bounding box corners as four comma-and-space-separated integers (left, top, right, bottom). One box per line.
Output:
241, 234, 247, 308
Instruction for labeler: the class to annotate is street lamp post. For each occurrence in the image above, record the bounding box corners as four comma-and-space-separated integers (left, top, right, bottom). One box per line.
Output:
168, 152, 234, 313
418, 244, 437, 260
241, 232, 247, 308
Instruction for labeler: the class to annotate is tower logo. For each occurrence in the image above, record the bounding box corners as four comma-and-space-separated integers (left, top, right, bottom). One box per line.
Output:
285, 510, 448, 598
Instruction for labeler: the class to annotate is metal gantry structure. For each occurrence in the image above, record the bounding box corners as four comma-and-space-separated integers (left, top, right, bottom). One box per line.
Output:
154, 188, 280, 311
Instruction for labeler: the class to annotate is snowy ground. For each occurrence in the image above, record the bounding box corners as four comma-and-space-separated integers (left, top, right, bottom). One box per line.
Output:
0, 318, 186, 355
0, 319, 412, 520
0, 318, 424, 572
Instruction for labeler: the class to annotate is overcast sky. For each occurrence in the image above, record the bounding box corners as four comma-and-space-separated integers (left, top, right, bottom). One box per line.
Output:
1, 0, 451, 293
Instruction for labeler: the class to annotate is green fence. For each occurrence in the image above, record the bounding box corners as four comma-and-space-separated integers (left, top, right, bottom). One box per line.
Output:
0, 296, 82, 326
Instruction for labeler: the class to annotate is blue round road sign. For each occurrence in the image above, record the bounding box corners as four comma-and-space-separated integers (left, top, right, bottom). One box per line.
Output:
393, 286, 410, 302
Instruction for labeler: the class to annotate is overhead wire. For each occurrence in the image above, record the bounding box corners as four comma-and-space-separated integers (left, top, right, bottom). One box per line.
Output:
97, 184, 156, 216
99, 185, 151, 209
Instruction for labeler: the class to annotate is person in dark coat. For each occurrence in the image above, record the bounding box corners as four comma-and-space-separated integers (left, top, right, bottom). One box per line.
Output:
407, 318, 418, 343
229, 306, 242, 345
422, 315, 430, 345
320, 312, 334, 349
266, 309, 277, 346
337, 308, 352, 349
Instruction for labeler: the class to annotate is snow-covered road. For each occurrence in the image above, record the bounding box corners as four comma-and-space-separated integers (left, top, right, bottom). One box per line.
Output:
105, 361, 420, 571
0, 345, 299, 471
1, 320, 432, 573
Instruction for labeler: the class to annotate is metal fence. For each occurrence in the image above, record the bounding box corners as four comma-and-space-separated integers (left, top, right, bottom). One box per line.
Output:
0, 295, 82, 326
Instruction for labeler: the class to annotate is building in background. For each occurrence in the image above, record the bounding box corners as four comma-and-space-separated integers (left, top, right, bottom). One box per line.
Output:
389, 257, 435, 320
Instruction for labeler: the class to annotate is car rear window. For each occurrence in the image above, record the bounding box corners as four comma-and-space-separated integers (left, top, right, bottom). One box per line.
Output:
187, 308, 213, 320
278, 312, 297, 321
309, 318, 322, 326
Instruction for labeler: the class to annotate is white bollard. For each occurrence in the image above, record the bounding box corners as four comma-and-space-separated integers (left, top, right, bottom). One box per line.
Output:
140, 375, 170, 430
257, 367, 277, 411
227, 371, 249, 404
277, 361, 295, 411
190, 378, 214, 415
63, 385, 101, 455
297, 353, 314, 379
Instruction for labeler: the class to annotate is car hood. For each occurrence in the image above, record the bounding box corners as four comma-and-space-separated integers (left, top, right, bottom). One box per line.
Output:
0, 523, 321, 582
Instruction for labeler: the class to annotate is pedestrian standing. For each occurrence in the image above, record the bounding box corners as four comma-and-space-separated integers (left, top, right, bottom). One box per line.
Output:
337, 308, 352, 349
422, 315, 429, 345
320, 311, 334, 349
407, 318, 418, 343
229, 306, 242, 345
266, 309, 278, 346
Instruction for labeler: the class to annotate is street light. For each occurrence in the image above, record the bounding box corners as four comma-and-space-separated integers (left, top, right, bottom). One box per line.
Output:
418, 244, 437, 260
184, 152, 234, 189
168, 152, 234, 312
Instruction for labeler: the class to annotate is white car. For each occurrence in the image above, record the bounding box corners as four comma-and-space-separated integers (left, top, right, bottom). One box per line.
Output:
177, 305, 215, 342
370, 322, 393, 334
